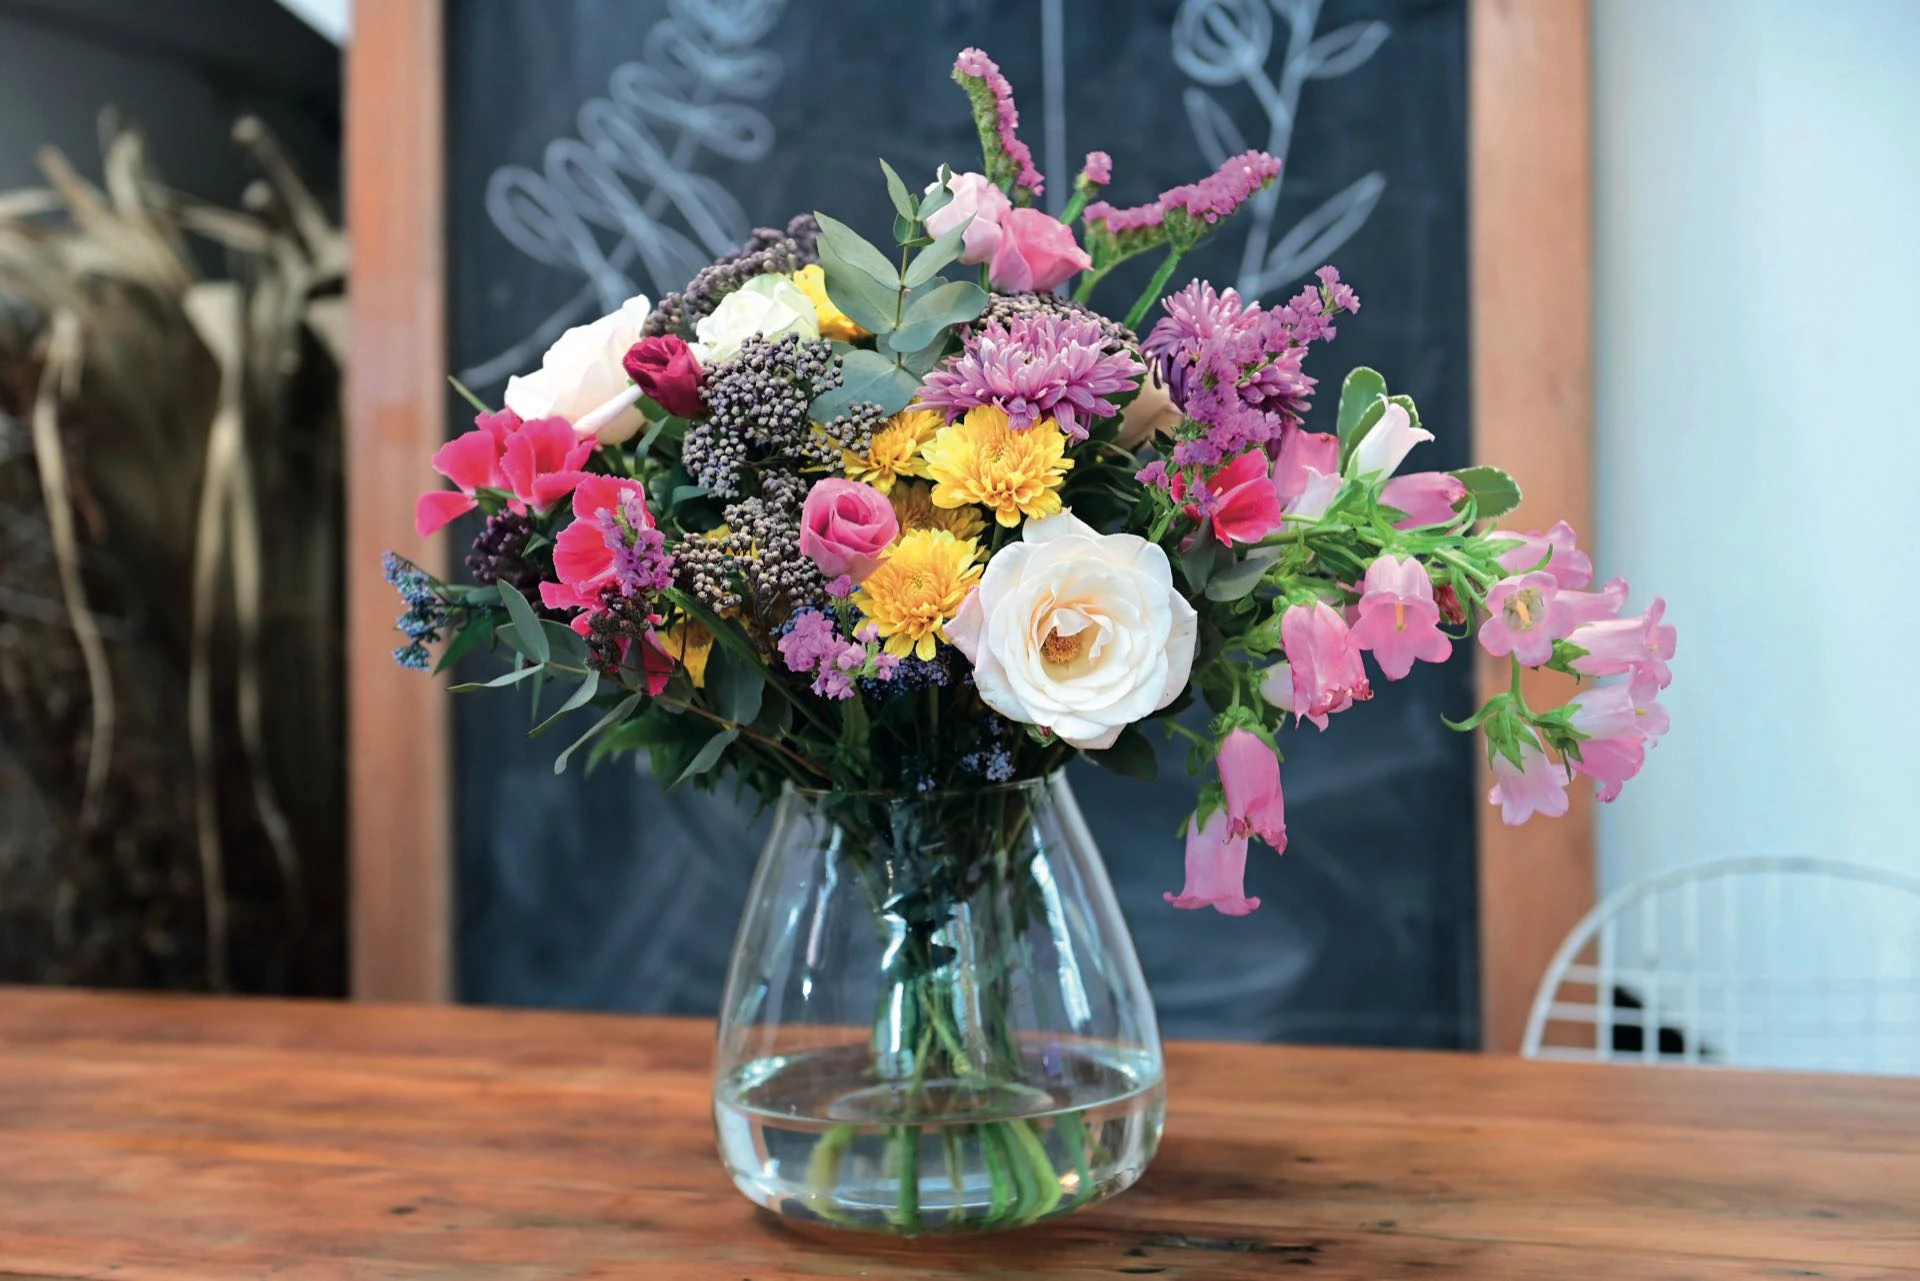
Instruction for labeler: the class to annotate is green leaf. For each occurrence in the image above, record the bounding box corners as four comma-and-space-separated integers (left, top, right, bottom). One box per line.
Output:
541, 619, 589, 670
674, 727, 738, 788
819, 256, 901, 335
497, 581, 547, 664
1335, 367, 1388, 466
1179, 535, 1230, 591
554, 692, 643, 774
705, 644, 765, 725
433, 613, 497, 674
448, 663, 541, 693
1452, 465, 1522, 521
1204, 549, 1280, 602
1389, 393, 1420, 432
1442, 693, 1510, 733
886, 280, 987, 354
529, 669, 600, 737
1084, 725, 1159, 781
900, 334, 954, 377
918, 165, 953, 220
879, 159, 916, 222
814, 211, 901, 287
810, 349, 922, 420
904, 225, 966, 288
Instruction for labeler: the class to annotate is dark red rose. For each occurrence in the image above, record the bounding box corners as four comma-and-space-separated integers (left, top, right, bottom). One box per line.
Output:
621, 335, 703, 419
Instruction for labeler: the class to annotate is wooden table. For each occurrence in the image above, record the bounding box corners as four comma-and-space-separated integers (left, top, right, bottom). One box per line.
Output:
0, 989, 1915, 1279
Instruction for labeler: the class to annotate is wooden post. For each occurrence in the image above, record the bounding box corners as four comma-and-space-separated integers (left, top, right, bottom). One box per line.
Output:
345, 0, 451, 1001
1470, 0, 1596, 1052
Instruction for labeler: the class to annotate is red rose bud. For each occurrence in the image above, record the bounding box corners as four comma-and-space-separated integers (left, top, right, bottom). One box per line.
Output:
622, 335, 703, 419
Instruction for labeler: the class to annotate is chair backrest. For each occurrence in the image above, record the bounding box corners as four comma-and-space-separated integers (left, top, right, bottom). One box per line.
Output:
1522, 856, 1920, 1073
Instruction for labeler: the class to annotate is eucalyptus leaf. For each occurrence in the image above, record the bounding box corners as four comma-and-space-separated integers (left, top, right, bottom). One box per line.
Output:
900, 335, 954, 377
1335, 367, 1388, 465
540, 619, 589, 670
706, 644, 766, 725
1179, 534, 1230, 591
674, 727, 739, 788
810, 349, 922, 420
529, 669, 601, 737
919, 166, 954, 221
433, 613, 497, 674
813, 211, 901, 287
1452, 465, 1523, 521
1084, 725, 1158, 781
904, 225, 967, 288
819, 253, 902, 335
449, 663, 541, 693
554, 692, 643, 774
886, 280, 987, 355
880, 159, 917, 221
1204, 549, 1281, 602
497, 581, 548, 665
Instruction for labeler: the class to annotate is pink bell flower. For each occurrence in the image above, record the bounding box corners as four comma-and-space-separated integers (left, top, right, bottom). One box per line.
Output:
1488, 736, 1571, 825
1568, 733, 1646, 804
1345, 401, 1432, 482
1558, 575, 1629, 626
1380, 471, 1465, 529
1478, 571, 1576, 668
1493, 520, 1593, 590
1275, 600, 1373, 729
1566, 678, 1670, 742
1163, 810, 1261, 916
414, 409, 593, 537
1349, 554, 1453, 681
1217, 729, 1287, 849
1568, 597, 1676, 690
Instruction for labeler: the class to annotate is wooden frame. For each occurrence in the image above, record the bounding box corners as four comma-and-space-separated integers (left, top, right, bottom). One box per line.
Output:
1469, 0, 1596, 1052
341, 0, 1597, 1026
345, 0, 450, 1000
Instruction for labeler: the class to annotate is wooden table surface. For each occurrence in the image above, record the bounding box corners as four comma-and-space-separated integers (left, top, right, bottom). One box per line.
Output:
1, 990, 1916, 1280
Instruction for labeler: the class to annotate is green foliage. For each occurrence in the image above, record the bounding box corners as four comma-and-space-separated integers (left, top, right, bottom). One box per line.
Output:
529, 669, 601, 737
904, 226, 967, 289
886, 280, 987, 355
553, 692, 643, 775
1452, 465, 1523, 521
674, 728, 739, 788
1335, 367, 1388, 468
811, 349, 922, 420
1084, 725, 1158, 781
705, 644, 766, 726
879, 159, 916, 222
496, 581, 548, 664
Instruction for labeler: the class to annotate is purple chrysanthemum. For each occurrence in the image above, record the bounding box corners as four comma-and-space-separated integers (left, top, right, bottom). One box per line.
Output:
953, 48, 1044, 199
919, 312, 1145, 441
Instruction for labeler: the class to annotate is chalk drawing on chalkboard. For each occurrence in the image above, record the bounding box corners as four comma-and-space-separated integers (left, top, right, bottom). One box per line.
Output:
460, 0, 789, 388
1175, 0, 1388, 299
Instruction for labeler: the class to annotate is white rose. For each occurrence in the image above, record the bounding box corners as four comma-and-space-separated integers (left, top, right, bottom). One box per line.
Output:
504, 294, 652, 445
948, 510, 1197, 750
690, 274, 820, 366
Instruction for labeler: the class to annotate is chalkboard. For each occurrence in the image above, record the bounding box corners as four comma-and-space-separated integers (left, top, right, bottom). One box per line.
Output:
446, 0, 1474, 1047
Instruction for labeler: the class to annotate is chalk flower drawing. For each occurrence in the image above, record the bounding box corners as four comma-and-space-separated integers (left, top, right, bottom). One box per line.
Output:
1174, 0, 1389, 299
462, 0, 789, 387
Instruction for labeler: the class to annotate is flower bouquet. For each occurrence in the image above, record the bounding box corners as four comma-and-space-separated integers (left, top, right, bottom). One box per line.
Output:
387, 48, 1675, 1234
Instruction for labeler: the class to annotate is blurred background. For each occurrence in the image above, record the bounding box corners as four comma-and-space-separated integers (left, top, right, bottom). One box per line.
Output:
2, 0, 1916, 1071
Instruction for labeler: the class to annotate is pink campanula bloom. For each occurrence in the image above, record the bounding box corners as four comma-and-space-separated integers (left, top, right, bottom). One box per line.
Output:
1163, 810, 1260, 916
1274, 601, 1373, 729
1349, 554, 1453, 680
1380, 472, 1465, 529
1568, 597, 1676, 690
1559, 575, 1629, 626
988, 208, 1093, 293
415, 409, 593, 537
923, 170, 1012, 266
1273, 430, 1341, 519
1568, 733, 1646, 804
799, 478, 898, 584
1493, 520, 1593, 590
1478, 571, 1576, 668
1346, 402, 1432, 482
1217, 729, 1286, 849
1186, 450, 1283, 546
1566, 678, 1670, 742
1488, 736, 1571, 825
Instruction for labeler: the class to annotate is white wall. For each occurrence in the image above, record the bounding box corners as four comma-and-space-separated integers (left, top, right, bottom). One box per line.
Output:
1592, 0, 1920, 1069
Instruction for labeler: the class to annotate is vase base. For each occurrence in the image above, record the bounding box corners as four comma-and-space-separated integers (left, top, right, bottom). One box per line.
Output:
714, 1041, 1164, 1235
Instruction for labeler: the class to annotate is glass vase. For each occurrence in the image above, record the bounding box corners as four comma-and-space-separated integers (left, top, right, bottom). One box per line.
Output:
712, 773, 1164, 1235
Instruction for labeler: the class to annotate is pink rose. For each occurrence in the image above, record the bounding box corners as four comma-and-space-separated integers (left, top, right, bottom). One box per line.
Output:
923, 171, 1012, 266
988, 208, 1093, 293
799, 478, 898, 583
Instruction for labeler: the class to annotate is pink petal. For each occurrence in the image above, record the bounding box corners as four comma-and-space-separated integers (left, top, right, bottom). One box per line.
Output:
530, 470, 591, 512
414, 489, 477, 537
1218, 729, 1286, 849
551, 516, 614, 592
431, 429, 504, 494
1162, 811, 1261, 916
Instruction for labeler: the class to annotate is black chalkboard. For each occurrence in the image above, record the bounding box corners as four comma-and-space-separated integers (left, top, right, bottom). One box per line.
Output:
446, 0, 1474, 1046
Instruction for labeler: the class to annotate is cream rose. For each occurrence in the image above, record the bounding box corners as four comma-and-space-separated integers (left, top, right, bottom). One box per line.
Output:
948, 510, 1197, 750
504, 294, 652, 445
1115, 374, 1183, 448
691, 273, 820, 365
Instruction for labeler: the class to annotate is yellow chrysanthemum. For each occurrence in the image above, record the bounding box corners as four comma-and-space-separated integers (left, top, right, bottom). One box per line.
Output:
844, 407, 939, 492
658, 619, 714, 688
922, 405, 1073, 528
889, 479, 986, 542
790, 264, 868, 342
851, 529, 984, 660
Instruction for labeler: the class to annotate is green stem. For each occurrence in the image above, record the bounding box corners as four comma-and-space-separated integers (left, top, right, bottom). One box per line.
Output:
890, 1125, 922, 1232
1123, 249, 1185, 331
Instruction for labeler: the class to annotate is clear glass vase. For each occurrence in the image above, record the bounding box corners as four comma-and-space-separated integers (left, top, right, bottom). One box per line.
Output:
712, 773, 1164, 1235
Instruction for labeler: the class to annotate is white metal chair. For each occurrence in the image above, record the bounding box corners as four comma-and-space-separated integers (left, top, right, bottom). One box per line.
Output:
1522, 856, 1920, 1073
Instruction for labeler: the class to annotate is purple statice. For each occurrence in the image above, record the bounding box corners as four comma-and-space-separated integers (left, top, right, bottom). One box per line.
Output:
1080, 151, 1112, 187
1161, 151, 1282, 225
1082, 197, 1165, 236
596, 488, 676, 594
777, 610, 896, 700
918, 312, 1144, 441
953, 48, 1044, 199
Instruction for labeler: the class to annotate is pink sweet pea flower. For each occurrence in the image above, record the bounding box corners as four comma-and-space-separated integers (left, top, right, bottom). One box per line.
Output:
1217, 729, 1286, 849
1488, 736, 1571, 825
1163, 810, 1261, 916
1568, 597, 1676, 690
1477, 571, 1576, 668
540, 474, 656, 618
1273, 601, 1372, 729
1349, 554, 1453, 680
1380, 472, 1465, 529
414, 409, 593, 537
1190, 450, 1284, 546
988, 208, 1092, 292
1346, 401, 1432, 481
1493, 520, 1593, 590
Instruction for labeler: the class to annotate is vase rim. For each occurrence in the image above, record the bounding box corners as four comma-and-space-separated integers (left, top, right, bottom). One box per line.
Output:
779, 770, 1067, 803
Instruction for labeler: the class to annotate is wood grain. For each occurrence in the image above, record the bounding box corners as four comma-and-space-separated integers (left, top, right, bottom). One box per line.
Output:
344, 0, 451, 1001
1469, 0, 1598, 1053
0, 991, 1913, 1280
